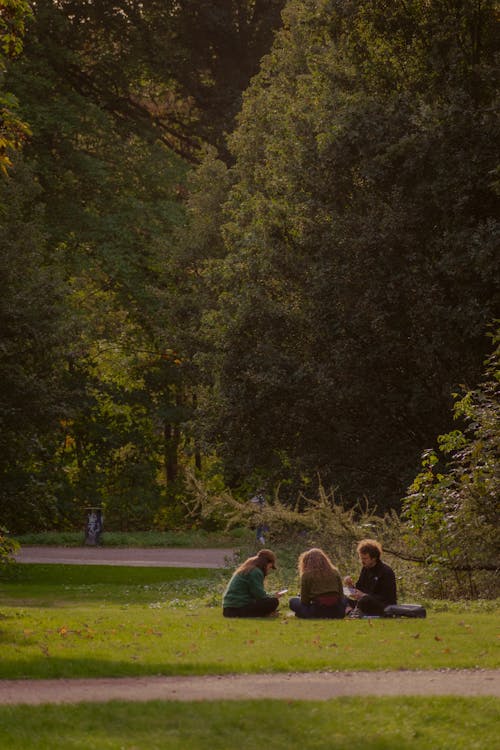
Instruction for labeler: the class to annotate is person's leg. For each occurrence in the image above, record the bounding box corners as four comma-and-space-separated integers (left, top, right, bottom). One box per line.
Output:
288, 597, 316, 618
256, 526, 266, 544
249, 597, 279, 616
357, 594, 385, 616
223, 598, 279, 618
316, 600, 346, 619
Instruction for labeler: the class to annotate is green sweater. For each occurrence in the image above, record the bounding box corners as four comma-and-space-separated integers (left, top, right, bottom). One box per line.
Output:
222, 567, 272, 608
300, 568, 342, 605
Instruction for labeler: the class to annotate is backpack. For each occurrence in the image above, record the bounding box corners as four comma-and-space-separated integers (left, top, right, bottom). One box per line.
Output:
383, 603, 427, 618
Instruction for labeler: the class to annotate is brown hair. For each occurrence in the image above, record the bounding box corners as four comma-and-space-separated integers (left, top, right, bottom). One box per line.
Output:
298, 548, 339, 576
356, 539, 382, 560
235, 548, 277, 576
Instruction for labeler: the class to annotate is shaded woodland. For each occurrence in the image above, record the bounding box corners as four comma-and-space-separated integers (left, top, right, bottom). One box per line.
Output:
0, 1, 498, 543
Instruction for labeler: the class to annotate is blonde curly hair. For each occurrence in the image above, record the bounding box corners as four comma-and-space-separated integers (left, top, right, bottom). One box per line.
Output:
298, 548, 339, 576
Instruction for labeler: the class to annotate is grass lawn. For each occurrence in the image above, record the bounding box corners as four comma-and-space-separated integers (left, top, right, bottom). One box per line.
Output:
0, 697, 497, 749
0, 564, 498, 679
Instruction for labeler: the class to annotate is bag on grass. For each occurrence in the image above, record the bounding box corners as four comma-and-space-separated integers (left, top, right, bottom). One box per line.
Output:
383, 604, 427, 618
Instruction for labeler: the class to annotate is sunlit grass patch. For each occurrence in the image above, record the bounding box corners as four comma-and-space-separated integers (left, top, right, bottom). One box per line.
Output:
0, 602, 498, 679
1, 564, 498, 679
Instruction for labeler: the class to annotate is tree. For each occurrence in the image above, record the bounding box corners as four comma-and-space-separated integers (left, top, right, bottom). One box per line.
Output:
202, 0, 500, 506
2, 1, 188, 529
0, 0, 32, 172
11, 1, 285, 161
1, 1, 285, 529
0, 158, 76, 531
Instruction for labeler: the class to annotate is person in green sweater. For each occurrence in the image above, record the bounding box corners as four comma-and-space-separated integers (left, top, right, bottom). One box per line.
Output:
223, 549, 283, 618
289, 548, 346, 619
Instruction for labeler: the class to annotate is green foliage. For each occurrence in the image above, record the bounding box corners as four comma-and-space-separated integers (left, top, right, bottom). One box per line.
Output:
403, 330, 500, 598
0, 525, 18, 566
2, 1, 498, 533
2, 1, 191, 530
1, 2, 287, 531
0, 158, 78, 530
0, 0, 32, 172
201, 0, 500, 507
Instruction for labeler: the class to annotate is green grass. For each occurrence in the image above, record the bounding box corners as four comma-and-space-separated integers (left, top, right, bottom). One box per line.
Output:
0, 564, 498, 679
1, 563, 221, 602
0, 698, 498, 749
13, 528, 250, 548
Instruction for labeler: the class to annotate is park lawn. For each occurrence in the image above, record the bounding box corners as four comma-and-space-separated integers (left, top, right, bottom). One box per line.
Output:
0, 697, 498, 749
0, 564, 498, 679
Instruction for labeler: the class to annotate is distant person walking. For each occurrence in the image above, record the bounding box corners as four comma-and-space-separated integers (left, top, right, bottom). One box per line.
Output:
249, 488, 268, 545
344, 539, 397, 616
289, 548, 345, 619
222, 549, 283, 618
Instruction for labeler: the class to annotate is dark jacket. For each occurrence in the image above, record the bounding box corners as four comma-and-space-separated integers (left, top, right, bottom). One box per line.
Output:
356, 560, 397, 607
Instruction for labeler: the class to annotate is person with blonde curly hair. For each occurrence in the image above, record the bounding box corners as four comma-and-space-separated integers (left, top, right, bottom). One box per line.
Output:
289, 548, 345, 619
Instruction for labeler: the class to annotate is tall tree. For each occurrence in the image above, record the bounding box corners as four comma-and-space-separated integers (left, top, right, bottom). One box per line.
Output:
12, 1, 285, 161
1, 1, 285, 529
0, 157, 75, 530
203, 0, 500, 506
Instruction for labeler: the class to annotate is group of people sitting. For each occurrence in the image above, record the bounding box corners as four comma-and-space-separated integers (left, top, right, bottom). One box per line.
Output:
222, 539, 397, 619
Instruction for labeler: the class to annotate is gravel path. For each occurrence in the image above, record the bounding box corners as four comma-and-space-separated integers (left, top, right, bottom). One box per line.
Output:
0, 671, 498, 704
14, 545, 236, 568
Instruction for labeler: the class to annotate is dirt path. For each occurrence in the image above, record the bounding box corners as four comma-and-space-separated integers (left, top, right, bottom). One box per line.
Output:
0, 670, 498, 704
14, 546, 236, 568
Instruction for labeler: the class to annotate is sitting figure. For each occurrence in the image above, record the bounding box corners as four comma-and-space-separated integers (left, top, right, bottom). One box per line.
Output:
289, 548, 345, 619
344, 539, 397, 617
223, 549, 283, 618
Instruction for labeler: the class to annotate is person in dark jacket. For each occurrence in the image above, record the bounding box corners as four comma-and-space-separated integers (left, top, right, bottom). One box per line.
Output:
344, 539, 397, 616
222, 548, 283, 617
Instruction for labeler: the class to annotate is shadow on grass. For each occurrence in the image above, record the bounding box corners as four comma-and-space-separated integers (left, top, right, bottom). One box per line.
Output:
0, 655, 240, 679
0, 565, 224, 610
1, 564, 221, 586
0, 697, 498, 750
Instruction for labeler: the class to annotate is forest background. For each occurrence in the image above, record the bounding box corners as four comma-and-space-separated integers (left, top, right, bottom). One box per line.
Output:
0, 1, 498, 595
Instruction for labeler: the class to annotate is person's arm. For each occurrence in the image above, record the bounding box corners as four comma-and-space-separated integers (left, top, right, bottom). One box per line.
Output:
246, 568, 272, 600
347, 569, 366, 600
332, 571, 343, 596
354, 569, 364, 591
375, 565, 397, 605
299, 572, 312, 604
